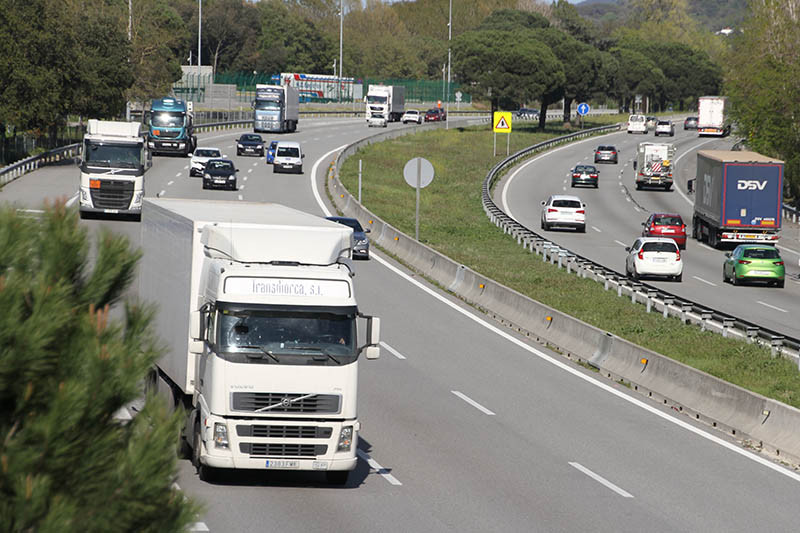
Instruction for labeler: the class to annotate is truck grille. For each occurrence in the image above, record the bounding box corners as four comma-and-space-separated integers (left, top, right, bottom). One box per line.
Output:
153, 130, 180, 138
236, 425, 332, 439
240, 443, 327, 457
90, 180, 133, 209
231, 392, 340, 413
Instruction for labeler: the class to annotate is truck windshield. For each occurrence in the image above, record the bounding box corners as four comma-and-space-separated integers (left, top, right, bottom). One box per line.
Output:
255, 100, 280, 110
216, 307, 357, 365
151, 111, 185, 128
367, 95, 388, 104
83, 141, 142, 168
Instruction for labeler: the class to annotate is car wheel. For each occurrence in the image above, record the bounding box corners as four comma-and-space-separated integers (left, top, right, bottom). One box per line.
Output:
578, 225, 586, 233
297, 166, 303, 174
273, 166, 278, 174
630, 266, 638, 280
732, 274, 739, 286
594, 183, 599, 189
202, 182, 208, 189
776, 279, 785, 288
664, 184, 672, 191
541, 219, 548, 231
570, 181, 576, 188
722, 268, 728, 283
674, 273, 682, 282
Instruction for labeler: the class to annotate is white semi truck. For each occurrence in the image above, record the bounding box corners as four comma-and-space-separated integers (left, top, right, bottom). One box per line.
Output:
697, 96, 730, 137
140, 198, 381, 484
78, 119, 150, 220
365, 84, 406, 126
253, 84, 300, 133
634, 142, 676, 190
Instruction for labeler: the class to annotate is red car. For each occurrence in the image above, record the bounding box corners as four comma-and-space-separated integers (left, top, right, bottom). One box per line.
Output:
641, 213, 686, 249
424, 108, 446, 122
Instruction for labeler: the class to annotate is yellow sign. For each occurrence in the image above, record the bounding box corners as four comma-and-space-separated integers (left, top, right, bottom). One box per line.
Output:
493, 112, 512, 133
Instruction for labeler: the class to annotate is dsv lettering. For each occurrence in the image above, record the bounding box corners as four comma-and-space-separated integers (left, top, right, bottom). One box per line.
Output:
737, 180, 767, 190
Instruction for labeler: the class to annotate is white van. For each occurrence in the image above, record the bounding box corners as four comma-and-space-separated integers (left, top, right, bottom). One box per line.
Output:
627, 114, 647, 134
272, 141, 304, 174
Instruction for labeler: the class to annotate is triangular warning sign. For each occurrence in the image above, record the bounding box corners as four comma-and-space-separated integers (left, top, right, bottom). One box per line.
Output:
495, 116, 510, 130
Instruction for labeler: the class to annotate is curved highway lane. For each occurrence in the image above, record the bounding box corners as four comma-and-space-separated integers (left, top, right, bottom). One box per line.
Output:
3, 118, 800, 532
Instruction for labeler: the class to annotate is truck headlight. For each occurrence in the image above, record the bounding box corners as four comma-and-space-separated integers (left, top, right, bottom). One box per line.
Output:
132, 191, 144, 206
80, 188, 90, 202
213, 423, 229, 449
337, 426, 353, 452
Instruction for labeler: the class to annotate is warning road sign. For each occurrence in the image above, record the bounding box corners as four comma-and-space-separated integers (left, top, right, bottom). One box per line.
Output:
493, 112, 512, 133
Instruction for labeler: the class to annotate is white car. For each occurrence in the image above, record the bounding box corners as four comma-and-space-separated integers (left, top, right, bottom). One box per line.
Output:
627, 114, 647, 134
272, 141, 304, 174
654, 120, 675, 137
401, 110, 423, 124
625, 237, 683, 281
367, 114, 388, 128
540, 195, 586, 233
190, 147, 223, 177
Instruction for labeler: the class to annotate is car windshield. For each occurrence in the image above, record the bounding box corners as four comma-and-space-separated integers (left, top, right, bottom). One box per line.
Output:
598, 146, 613, 151
658, 121, 670, 126
406, 110, 418, 115
217, 307, 356, 365
654, 216, 682, 226
277, 146, 300, 157
330, 218, 363, 232
552, 199, 582, 208
206, 160, 234, 170
241, 135, 262, 142
575, 166, 596, 173
743, 248, 780, 259
151, 111, 184, 128
629, 116, 644, 122
194, 149, 220, 158
642, 242, 677, 253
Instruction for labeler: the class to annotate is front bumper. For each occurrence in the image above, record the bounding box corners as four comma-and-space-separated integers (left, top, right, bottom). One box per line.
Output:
274, 162, 302, 173
636, 176, 673, 186
238, 146, 264, 156
204, 177, 236, 189
149, 139, 189, 153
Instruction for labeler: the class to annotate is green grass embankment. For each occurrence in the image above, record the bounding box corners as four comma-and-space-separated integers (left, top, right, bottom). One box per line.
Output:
338, 119, 800, 409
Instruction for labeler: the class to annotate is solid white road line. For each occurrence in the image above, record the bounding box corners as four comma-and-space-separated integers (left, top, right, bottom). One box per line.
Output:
757, 301, 788, 313
66, 192, 79, 207
692, 276, 717, 287
357, 449, 402, 486
569, 462, 634, 498
592, 226, 602, 233
614, 239, 628, 247
451, 391, 496, 415
380, 341, 407, 360
672, 138, 719, 205
308, 149, 800, 485
310, 144, 349, 216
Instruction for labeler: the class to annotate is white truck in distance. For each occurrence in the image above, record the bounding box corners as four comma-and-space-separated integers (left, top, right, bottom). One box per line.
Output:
634, 142, 676, 190
365, 84, 406, 126
697, 96, 730, 136
140, 198, 381, 485
79, 119, 150, 220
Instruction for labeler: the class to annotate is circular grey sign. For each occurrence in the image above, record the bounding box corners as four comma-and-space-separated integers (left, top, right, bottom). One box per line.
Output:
403, 157, 435, 189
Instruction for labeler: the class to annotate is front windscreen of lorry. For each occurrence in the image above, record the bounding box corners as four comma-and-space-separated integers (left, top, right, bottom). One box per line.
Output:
151, 111, 185, 128
255, 100, 281, 111
213, 304, 358, 366
83, 140, 143, 168
367, 95, 388, 104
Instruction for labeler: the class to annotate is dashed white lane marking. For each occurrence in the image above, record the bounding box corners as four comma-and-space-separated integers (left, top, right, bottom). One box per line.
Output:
758, 301, 788, 313
243, 176, 248, 181
239, 185, 245, 191
633, 206, 640, 212
692, 275, 717, 287
380, 341, 406, 360
569, 462, 634, 498
183, 165, 189, 170
625, 197, 631, 202
248, 168, 253, 173
451, 391, 496, 415
167, 180, 174, 186
614, 240, 628, 247
592, 226, 602, 233
159, 190, 166, 197
252, 162, 259, 167
175, 172, 182, 178
777, 244, 800, 257
66, 192, 79, 207
563, 186, 567, 191
357, 449, 402, 486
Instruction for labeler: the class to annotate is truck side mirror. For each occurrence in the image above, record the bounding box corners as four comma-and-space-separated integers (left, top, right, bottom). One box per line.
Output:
358, 315, 380, 360
190, 310, 203, 340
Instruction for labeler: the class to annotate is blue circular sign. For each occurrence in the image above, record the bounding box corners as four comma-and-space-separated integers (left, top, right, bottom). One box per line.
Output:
577, 103, 590, 116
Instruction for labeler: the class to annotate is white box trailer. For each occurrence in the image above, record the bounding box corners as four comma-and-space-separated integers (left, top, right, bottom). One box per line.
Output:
140, 198, 380, 484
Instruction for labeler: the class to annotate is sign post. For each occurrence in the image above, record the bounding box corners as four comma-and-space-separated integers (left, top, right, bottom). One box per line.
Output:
403, 157, 435, 241
577, 102, 590, 130
492, 111, 512, 156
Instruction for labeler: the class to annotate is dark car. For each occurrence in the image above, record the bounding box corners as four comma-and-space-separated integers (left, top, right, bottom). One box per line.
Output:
594, 145, 618, 164
570, 164, 599, 188
237, 133, 265, 156
515, 108, 539, 120
265, 140, 278, 164
424, 108, 446, 122
326, 216, 371, 259
202, 159, 238, 190
641, 213, 686, 249
683, 116, 698, 130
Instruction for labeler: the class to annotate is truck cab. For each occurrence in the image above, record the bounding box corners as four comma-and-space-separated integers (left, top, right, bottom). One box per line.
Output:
253, 84, 299, 133
147, 97, 196, 156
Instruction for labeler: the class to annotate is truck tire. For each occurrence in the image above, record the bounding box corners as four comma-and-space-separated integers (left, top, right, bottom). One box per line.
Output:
664, 184, 672, 191
326, 470, 349, 485
193, 421, 218, 483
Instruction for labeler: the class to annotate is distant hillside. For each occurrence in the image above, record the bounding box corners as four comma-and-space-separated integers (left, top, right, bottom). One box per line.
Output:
575, 0, 749, 33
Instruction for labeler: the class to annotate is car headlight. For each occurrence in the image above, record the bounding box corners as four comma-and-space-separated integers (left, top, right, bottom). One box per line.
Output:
356, 238, 368, 245
228, 175, 235, 180
337, 426, 353, 452
204, 173, 211, 180
256, 144, 263, 149
213, 423, 229, 449
237, 143, 243, 148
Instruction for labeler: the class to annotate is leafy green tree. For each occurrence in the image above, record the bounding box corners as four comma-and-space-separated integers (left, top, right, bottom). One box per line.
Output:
453, 29, 564, 114
609, 46, 666, 112
478, 8, 549, 31
550, 0, 600, 47
0, 203, 200, 531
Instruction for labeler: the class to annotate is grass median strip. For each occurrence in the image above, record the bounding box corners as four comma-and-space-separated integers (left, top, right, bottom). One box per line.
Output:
339, 120, 800, 409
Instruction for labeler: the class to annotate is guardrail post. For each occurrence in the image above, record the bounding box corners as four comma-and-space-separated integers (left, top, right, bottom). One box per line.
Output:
541, 243, 550, 262
557, 251, 568, 269
722, 318, 735, 337
681, 303, 693, 324
617, 278, 624, 297
746, 326, 759, 343
646, 289, 658, 313
700, 311, 713, 332
770, 336, 784, 358
630, 284, 641, 304
604, 275, 612, 291
662, 297, 674, 318
567, 257, 574, 274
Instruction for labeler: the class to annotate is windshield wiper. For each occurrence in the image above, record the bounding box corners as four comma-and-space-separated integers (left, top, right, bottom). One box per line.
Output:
286, 345, 341, 365
238, 345, 280, 363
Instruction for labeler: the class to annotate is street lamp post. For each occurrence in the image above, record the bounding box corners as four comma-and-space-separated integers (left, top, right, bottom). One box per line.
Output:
198, 0, 202, 82
446, 0, 452, 130
339, 0, 343, 103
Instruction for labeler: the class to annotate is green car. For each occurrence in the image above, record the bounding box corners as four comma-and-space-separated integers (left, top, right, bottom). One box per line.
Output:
723, 245, 785, 287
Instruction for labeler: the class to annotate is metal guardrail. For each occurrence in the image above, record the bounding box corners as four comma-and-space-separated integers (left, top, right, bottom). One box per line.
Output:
482, 126, 800, 361
1, 143, 81, 188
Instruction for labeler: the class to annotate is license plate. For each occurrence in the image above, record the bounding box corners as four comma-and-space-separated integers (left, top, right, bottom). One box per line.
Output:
245, 148, 254, 152
283, 165, 293, 169
750, 270, 771, 276
653, 258, 666, 263
266, 460, 299, 469
214, 179, 225, 184
163, 143, 175, 147
662, 229, 674, 233
742, 235, 757, 239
